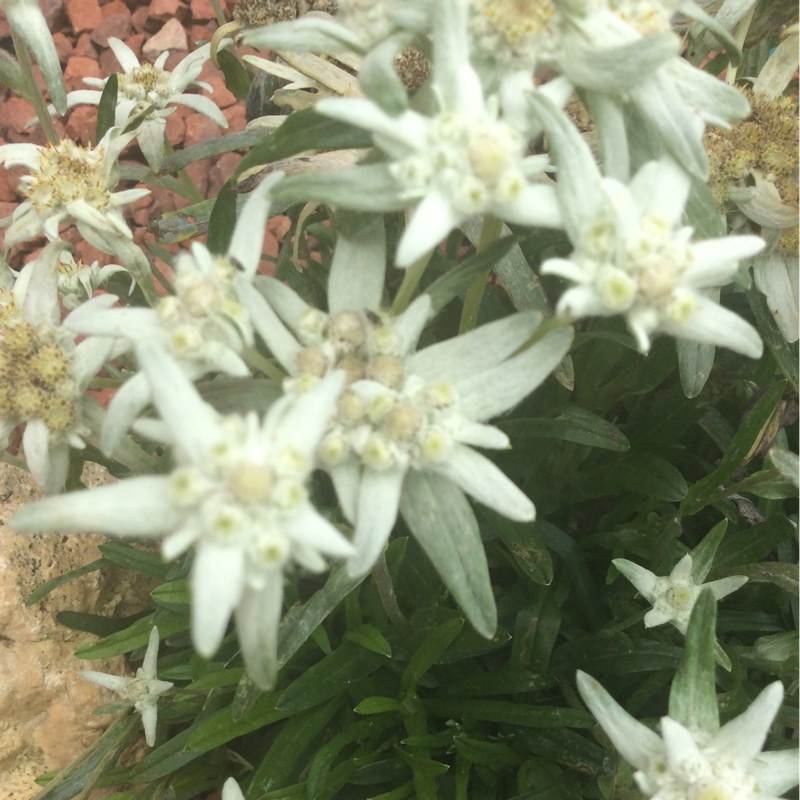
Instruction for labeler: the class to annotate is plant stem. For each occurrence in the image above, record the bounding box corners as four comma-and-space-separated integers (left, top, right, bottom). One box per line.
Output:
391, 249, 432, 315
10, 29, 59, 145
372, 553, 408, 628
458, 214, 504, 334
210, 0, 228, 27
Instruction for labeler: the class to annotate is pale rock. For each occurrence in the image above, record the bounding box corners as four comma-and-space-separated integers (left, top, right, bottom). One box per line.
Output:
142, 18, 189, 60
0, 463, 159, 799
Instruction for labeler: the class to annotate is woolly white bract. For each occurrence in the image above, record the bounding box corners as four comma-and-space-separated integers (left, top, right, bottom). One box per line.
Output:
80, 627, 173, 747
12, 347, 354, 688
577, 672, 799, 800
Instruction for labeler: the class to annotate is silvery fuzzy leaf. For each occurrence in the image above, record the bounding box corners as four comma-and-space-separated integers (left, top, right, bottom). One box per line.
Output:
753, 251, 800, 343
729, 174, 800, 229
753, 31, 800, 101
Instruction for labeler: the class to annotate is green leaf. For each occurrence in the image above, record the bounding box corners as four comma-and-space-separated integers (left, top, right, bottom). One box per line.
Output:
601, 453, 687, 501
186, 690, 286, 751
682, 381, 786, 515
150, 198, 216, 244
73, 611, 187, 660
710, 515, 796, 575
97, 541, 170, 579
159, 129, 267, 176
277, 564, 366, 667
206, 181, 239, 255
401, 618, 464, 692
234, 108, 372, 181
729, 562, 799, 596
217, 48, 252, 100
249, 699, 342, 790
354, 696, 403, 715
423, 699, 593, 729
55, 611, 127, 637
669, 589, 719, 734
25, 558, 107, 606
95, 73, 118, 142
344, 624, 392, 657
689, 519, 728, 584
452, 737, 521, 770
746, 288, 799, 393
501, 407, 630, 452
151, 578, 190, 610
277, 642, 387, 713
483, 509, 553, 585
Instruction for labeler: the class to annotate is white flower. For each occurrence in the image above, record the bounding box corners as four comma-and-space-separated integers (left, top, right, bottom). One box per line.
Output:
311, 0, 566, 266
81, 627, 173, 747
64, 173, 282, 456
64, 38, 227, 170
55, 249, 127, 310
545, 0, 749, 178
540, 157, 765, 356
242, 220, 573, 599
12, 346, 354, 688
613, 554, 748, 635
0, 0, 67, 114
0, 241, 113, 492
577, 672, 799, 800
221, 778, 245, 800
0, 128, 149, 254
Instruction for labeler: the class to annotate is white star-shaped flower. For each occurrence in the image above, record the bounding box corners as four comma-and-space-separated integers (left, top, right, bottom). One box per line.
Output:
12, 345, 353, 688
64, 173, 282, 457
613, 554, 748, 635
577, 672, 799, 800
0, 128, 149, 255
538, 154, 765, 356
241, 218, 573, 633
63, 38, 227, 170
274, 0, 566, 267
80, 627, 173, 747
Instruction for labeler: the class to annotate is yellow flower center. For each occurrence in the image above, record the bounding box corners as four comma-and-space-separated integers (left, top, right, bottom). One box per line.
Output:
25, 140, 111, 214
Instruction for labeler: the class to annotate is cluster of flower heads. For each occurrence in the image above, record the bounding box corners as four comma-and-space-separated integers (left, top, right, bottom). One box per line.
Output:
1, 0, 795, 779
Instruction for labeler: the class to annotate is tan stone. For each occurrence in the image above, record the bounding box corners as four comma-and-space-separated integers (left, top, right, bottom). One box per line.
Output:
0, 463, 159, 799
142, 18, 189, 60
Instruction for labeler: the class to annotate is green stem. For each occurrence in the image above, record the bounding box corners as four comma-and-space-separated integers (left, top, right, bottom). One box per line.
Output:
210, 0, 228, 27
458, 214, 504, 334
162, 139, 204, 204
391, 249, 432, 315
10, 28, 59, 145
726, 2, 757, 85
241, 347, 287, 382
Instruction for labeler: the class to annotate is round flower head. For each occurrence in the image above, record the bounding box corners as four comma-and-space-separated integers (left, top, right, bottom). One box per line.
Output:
0, 128, 149, 254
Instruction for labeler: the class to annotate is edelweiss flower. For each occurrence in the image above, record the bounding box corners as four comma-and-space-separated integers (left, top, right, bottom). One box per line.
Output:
0, 128, 148, 254
55, 249, 127, 310
0, 241, 113, 492
545, 0, 750, 178
65, 173, 282, 456
80, 627, 173, 747
310, 0, 565, 266
577, 672, 799, 800
0, 0, 67, 114
243, 219, 573, 634
12, 346, 353, 688
64, 38, 227, 170
529, 103, 765, 357
613, 554, 748, 634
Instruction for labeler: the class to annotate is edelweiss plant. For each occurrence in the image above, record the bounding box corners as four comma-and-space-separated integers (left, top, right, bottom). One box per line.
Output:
1, 0, 796, 797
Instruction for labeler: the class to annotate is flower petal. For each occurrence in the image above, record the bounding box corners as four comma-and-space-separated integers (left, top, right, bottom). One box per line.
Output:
396, 189, 461, 268
433, 443, 534, 521
686, 235, 765, 288
347, 466, 405, 577
191, 542, 246, 657
284, 505, 355, 559
11, 476, 181, 536
235, 578, 283, 689
576, 671, 664, 770
612, 559, 659, 602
